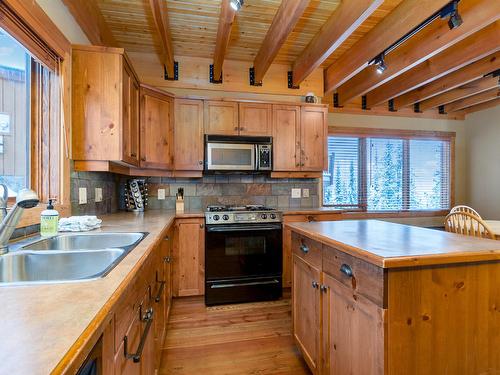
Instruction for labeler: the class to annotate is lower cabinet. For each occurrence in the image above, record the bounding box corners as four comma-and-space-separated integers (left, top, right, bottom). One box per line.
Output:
292, 233, 386, 375
173, 218, 205, 296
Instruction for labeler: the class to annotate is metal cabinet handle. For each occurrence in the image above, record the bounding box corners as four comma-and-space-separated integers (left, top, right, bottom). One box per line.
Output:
320, 284, 328, 293
164, 236, 169, 241
200, 224, 204, 229
164, 256, 171, 263
234, 126, 238, 131
199, 160, 203, 165
340, 264, 353, 278
131, 152, 137, 157
300, 244, 309, 254
123, 308, 154, 363
141, 157, 146, 162
307, 215, 316, 222
154, 280, 166, 303
312, 281, 319, 289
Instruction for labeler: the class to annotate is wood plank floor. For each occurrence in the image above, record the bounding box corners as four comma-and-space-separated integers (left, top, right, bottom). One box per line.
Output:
159, 295, 311, 374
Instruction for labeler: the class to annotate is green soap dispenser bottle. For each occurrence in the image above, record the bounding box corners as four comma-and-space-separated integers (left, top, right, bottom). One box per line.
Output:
40, 199, 59, 237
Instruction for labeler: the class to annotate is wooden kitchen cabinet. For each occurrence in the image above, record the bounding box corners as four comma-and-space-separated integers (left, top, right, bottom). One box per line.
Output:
72, 45, 140, 166
139, 85, 174, 169
239, 102, 272, 136
174, 99, 204, 171
204, 100, 239, 135
292, 254, 321, 374
272, 104, 327, 172
173, 218, 205, 296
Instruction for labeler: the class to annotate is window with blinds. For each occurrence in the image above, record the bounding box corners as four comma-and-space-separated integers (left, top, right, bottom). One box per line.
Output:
323, 134, 453, 211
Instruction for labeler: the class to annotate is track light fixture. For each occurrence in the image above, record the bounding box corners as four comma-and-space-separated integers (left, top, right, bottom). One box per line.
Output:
375, 54, 387, 74
440, 0, 463, 30
230, 0, 244, 11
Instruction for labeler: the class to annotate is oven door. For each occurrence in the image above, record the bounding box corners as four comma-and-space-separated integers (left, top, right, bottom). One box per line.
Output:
206, 143, 256, 170
205, 223, 282, 281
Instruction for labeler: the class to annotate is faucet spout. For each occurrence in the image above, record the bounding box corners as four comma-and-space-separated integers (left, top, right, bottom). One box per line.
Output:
0, 189, 39, 255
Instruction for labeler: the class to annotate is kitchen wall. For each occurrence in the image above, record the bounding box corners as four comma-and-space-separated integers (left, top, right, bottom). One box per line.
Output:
118, 175, 319, 211
465, 105, 500, 219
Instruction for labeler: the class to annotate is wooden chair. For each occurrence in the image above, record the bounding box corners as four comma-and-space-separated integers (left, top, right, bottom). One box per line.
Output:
449, 205, 482, 219
444, 211, 495, 240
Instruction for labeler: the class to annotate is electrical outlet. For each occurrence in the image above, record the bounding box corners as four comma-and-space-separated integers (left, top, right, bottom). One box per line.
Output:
158, 188, 166, 200
79, 187, 87, 204
303, 188, 310, 198
291, 188, 301, 199
95, 188, 103, 202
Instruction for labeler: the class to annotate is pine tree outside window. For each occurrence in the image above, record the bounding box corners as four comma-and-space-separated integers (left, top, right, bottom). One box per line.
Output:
323, 128, 454, 212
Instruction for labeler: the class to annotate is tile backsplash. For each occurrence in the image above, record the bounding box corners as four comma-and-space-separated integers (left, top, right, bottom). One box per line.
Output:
119, 175, 320, 211
71, 170, 119, 215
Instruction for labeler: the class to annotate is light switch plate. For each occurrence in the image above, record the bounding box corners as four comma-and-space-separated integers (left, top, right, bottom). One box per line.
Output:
158, 188, 166, 200
79, 187, 87, 205
291, 188, 301, 198
303, 188, 310, 198
95, 188, 103, 202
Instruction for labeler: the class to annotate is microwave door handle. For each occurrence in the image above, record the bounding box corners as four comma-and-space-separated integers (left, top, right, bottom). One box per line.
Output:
255, 145, 259, 170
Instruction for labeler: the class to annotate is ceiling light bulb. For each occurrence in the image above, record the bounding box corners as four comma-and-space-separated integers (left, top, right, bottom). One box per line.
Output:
230, 0, 244, 11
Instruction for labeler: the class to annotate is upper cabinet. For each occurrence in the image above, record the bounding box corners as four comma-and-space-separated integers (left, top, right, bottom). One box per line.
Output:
72, 45, 140, 166
204, 101, 239, 135
174, 99, 204, 171
239, 103, 272, 136
139, 85, 174, 169
272, 105, 327, 172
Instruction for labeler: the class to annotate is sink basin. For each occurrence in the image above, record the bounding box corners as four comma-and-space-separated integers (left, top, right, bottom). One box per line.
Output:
0, 249, 124, 284
0, 232, 148, 285
21, 232, 145, 251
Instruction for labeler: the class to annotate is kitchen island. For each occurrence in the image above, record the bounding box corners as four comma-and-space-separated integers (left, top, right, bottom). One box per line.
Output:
286, 219, 500, 375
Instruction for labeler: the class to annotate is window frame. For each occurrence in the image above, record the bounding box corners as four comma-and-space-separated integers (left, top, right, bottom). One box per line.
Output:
1, 0, 71, 227
323, 127, 456, 215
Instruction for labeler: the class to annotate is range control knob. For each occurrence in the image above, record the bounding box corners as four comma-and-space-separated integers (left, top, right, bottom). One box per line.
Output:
270, 213, 276, 219
213, 214, 220, 221
222, 214, 229, 221
261, 213, 267, 219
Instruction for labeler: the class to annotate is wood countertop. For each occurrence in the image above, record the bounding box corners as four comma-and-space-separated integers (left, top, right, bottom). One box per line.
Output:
0, 210, 186, 375
286, 220, 500, 268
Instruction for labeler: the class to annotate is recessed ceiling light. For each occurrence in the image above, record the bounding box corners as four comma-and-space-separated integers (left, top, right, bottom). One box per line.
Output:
230, 0, 244, 11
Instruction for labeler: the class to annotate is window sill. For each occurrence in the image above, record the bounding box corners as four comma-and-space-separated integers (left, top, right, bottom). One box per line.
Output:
14, 204, 70, 228
321, 208, 448, 218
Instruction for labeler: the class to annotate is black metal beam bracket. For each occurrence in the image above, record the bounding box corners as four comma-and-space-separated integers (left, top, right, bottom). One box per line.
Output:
249, 67, 262, 86
209, 64, 223, 84
287, 71, 299, 89
164, 62, 178, 81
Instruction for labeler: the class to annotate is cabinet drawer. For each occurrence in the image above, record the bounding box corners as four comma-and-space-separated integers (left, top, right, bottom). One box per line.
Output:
323, 245, 385, 307
292, 233, 322, 268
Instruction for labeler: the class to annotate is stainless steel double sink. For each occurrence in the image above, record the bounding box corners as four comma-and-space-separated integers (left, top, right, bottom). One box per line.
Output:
0, 232, 147, 285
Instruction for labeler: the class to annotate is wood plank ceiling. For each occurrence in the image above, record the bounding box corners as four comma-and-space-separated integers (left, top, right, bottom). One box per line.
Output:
89, 0, 499, 118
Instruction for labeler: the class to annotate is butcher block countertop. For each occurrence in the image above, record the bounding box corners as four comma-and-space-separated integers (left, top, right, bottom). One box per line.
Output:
0, 210, 203, 375
286, 220, 500, 268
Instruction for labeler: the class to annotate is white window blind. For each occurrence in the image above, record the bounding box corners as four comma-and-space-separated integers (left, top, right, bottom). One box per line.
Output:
323, 135, 452, 211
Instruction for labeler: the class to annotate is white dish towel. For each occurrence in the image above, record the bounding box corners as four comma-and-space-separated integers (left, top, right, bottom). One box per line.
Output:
58, 216, 102, 232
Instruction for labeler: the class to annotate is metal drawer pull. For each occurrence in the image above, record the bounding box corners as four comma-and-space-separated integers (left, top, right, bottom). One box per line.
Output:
312, 281, 319, 289
340, 264, 353, 277
210, 279, 279, 289
300, 244, 309, 254
123, 308, 154, 363
164, 256, 171, 263
154, 280, 166, 303
320, 284, 328, 293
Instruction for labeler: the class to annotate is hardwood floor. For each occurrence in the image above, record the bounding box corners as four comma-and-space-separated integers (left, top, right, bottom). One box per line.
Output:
159, 294, 311, 374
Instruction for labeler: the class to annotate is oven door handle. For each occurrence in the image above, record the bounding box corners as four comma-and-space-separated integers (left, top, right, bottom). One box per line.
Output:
206, 224, 282, 232
210, 279, 280, 289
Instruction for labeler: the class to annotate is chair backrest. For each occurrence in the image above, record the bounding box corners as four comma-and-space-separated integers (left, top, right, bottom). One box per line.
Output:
450, 205, 482, 219
444, 211, 495, 240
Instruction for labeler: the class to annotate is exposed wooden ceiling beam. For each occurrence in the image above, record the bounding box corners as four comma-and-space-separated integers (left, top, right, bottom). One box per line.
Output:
419, 75, 499, 111
61, 0, 117, 46
393, 51, 500, 108
291, 0, 383, 87
444, 87, 499, 112
365, 21, 500, 108
212, 0, 236, 82
336, 0, 500, 106
149, 0, 175, 79
323, 0, 450, 95
252, 0, 310, 84
460, 96, 500, 114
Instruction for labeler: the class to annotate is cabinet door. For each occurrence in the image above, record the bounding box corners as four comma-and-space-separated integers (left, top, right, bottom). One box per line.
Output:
114, 309, 141, 375
204, 101, 238, 135
272, 105, 300, 171
239, 103, 272, 136
293, 254, 321, 373
140, 88, 173, 169
300, 106, 327, 171
173, 219, 205, 296
321, 273, 385, 375
174, 99, 204, 170
121, 63, 140, 166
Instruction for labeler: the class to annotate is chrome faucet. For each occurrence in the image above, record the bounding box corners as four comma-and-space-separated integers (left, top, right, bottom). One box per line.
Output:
0, 187, 39, 255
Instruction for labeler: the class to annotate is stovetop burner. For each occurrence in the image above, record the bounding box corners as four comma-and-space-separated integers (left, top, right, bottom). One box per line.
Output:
207, 204, 275, 212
